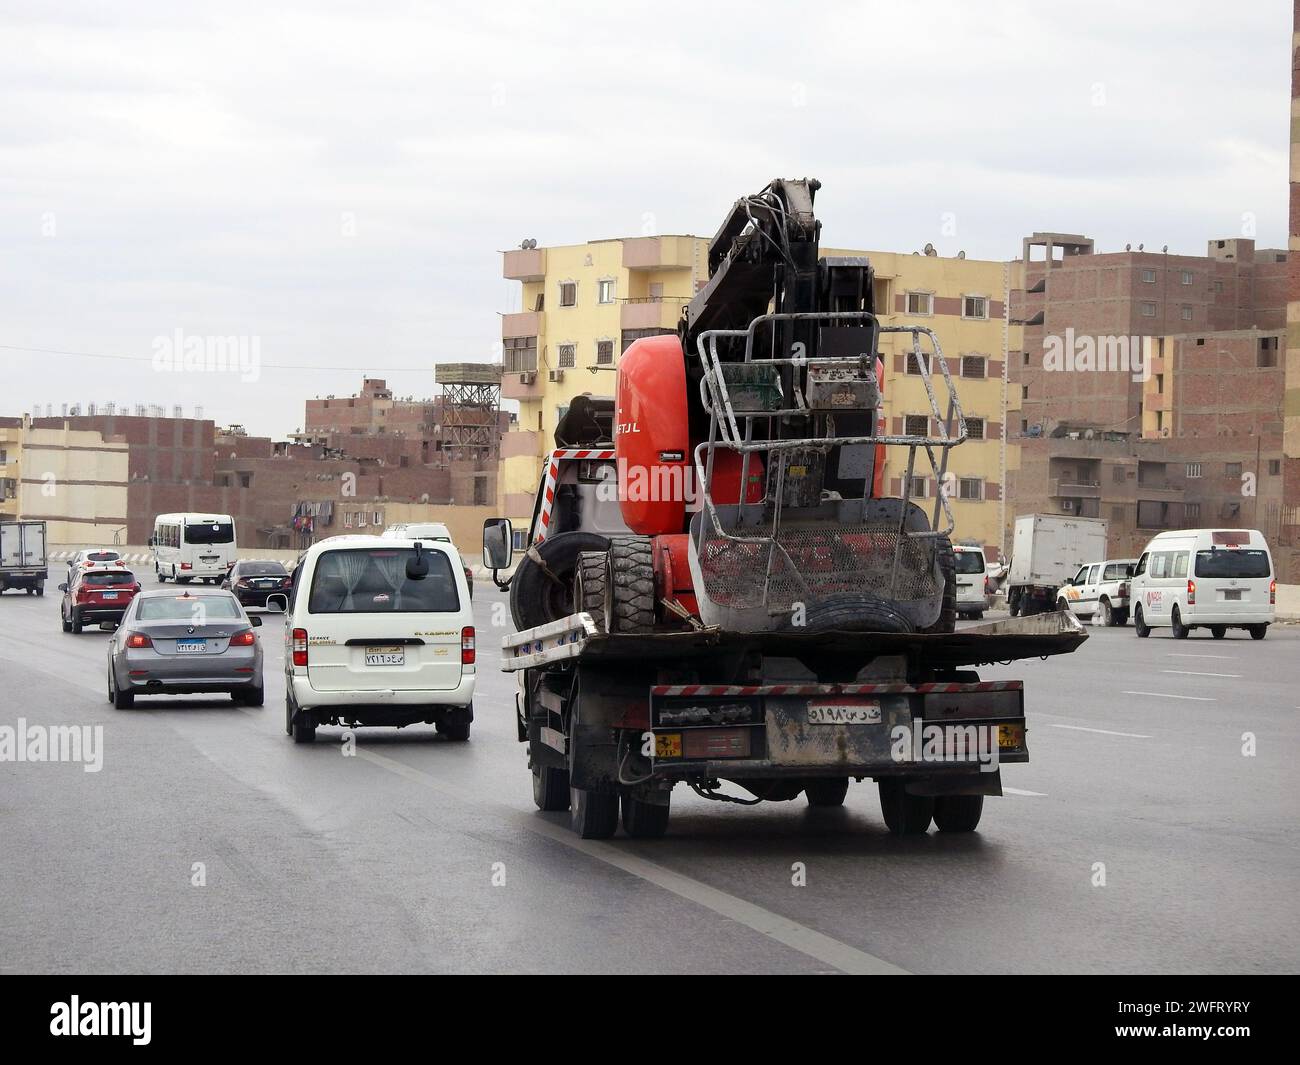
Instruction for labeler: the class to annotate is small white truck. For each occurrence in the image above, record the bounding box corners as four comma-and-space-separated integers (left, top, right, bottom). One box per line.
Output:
1054, 559, 1137, 626
1006, 514, 1108, 617
0, 520, 49, 596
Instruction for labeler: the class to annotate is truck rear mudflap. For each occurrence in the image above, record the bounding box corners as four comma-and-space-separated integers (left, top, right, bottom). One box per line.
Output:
648, 681, 1025, 782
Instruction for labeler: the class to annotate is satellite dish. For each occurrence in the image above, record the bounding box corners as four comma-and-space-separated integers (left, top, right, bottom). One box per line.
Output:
957, 250, 965, 259
1125, 243, 1131, 251
923, 242, 936, 256
1138, 243, 1144, 251
1162, 245, 1168, 253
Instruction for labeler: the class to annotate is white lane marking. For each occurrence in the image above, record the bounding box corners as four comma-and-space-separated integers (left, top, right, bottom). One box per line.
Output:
1166, 653, 1235, 660
1121, 690, 1216, 702
351, 745, 908, 976
1002, 787, 1047, 797
1048, 723, 1151, 739
1160, 670, 1240, 678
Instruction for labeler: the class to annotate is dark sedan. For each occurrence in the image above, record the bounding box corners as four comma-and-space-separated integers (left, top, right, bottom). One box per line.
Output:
222, 560, 292, 609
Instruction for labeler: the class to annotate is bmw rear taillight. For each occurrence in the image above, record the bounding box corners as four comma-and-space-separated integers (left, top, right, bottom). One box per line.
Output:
231, 630, 256, 647
1187, 579, 1196, 605
292, 628, 308, 667
461, 626, 475, 665
126, 633, 152, 649
1270, 579, 1276, 605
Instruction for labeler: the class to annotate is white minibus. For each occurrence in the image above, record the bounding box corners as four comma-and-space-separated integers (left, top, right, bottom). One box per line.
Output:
152, 513, 238, 584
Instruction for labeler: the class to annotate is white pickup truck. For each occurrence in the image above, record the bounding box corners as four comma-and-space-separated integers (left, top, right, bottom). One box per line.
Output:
1054, 559, 1137, 627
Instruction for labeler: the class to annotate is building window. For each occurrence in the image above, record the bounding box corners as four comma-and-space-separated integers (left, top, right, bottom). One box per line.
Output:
904, 414, 929, 436
1225, 462, 1242, 478
905, 352, 931, 376
597, 279, 615, 304
1185, 462, 1201, 479
961, 355, 986, 378
1184, 502, 1200, 523
558, 344, 576, 368
1180, 305, 1192, 320
1181, 270, 1193, 285
356, 512, 368, 527
1258, 336, 1279, 368
1141, 269, 1156, 283
1022, 351, 1030, 366
1140, 302, 1157, 317
344, 512, 355, 528
905, 291, 933, 316
962, 296, 988, 320
559, 281, 577, 307
504, 336, 538, 373
373, 511, 383, 526
908, 476, 928, 498
596, 340, 614, 365
1213, 280, 1224, 293
958, 477, 983, 500
1268, 459, 1281, 475
965, 417, 985, 440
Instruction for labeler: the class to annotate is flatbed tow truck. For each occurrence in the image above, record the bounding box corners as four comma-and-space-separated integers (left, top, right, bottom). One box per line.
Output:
483, 178, 1086, 839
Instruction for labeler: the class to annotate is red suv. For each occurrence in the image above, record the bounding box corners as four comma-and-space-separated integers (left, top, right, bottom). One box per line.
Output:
60, 568, 142, 634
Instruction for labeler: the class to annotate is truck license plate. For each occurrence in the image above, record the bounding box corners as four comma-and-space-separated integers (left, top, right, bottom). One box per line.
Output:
807, 699, 881, 725
366, 646, 405, 667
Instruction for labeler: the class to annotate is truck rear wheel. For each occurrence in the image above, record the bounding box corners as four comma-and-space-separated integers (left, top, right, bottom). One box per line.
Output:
878, 779, 933, 835
804, 777, 849, 807
1210, 625, 1227, 640
621, 793, 670, 838
570, 786, 619, 839
1249, 624, 1268, 640
606, 536, 656, 634
532, 762, 571, 812
933, 794, 983, 832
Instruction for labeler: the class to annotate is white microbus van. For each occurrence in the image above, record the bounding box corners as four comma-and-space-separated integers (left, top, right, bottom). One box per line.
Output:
382, 522, 452, 543
283, 535, 475, 743
953, 544, 990, 619
152, 513, 238, 584
1130, 528, 1275, 640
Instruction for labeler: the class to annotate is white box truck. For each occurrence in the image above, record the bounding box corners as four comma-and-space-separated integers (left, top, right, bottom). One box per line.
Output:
1007, 514, 1108, 617
0, 520, 49, 596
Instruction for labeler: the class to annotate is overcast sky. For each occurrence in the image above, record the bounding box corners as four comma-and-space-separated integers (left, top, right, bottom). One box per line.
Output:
0, 0, 1289, 438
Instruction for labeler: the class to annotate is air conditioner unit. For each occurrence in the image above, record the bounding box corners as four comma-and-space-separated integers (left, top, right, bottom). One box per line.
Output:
1061, 499, 1076, 512
519, 371, 536, 385
1160, 427, 1171, 437
549, 369, 565, 383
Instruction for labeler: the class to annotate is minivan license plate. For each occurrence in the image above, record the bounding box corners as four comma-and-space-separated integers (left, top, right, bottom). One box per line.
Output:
366, 646, 405, 667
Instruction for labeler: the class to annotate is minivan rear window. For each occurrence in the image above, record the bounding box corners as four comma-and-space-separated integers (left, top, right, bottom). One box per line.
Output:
1194, 549, 1271, 579
954, 551, 986, 574
308, 549, 460, 614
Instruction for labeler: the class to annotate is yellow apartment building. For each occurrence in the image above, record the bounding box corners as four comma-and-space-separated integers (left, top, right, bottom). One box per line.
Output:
499, 237, 1019, 558
10, 418, 130, 543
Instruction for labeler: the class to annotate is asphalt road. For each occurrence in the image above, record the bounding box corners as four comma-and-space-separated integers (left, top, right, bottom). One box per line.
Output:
1, 576, 1297, 974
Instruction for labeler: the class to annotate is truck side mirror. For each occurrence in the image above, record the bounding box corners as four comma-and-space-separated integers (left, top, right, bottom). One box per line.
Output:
483, 518, 513, 571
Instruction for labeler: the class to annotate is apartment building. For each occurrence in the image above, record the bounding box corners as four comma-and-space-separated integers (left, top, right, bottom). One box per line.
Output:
499, 237, 1017, 560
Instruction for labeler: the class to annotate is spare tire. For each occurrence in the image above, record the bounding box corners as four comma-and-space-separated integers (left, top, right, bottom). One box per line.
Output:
784, 592, 915, 634
510, 532, 611, 630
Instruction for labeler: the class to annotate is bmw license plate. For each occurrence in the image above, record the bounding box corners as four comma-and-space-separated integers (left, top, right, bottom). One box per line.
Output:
176, 639, 207, 654
366, 646, 405, 667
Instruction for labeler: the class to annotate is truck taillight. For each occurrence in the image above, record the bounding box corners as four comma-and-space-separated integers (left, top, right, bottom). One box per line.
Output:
1270, 579, 1276, 605
1187, 579, 1196, 605
292, 628, 309, 667
180, 563, 192, 571
1118, 581, 1129, 598
231, 631, 256, 647
126, 633, 152, 649
462, 626, 475, 665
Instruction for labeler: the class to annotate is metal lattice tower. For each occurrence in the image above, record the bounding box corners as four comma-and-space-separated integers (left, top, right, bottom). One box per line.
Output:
434, 363, 502, 459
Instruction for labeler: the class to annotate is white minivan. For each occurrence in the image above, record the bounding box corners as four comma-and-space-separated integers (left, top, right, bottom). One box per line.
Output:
284, 535, 476, 743
152, 513, 237, 584
1130, 528, 1275, 640
953, 544, 991, 619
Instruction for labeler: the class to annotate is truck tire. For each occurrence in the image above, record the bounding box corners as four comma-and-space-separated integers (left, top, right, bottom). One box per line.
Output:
1170, 606, 1190, 640
510, 532, 610, 631
439, 706, 472, 741
1210, 625, 1227, 640
1099, 599, 1115, 627
606, 536, 656, 634
1133, 605, 1150, 638
532, 761, 571, 812
570, 785, 619, 839
878, 779, 933, 835
621, 793, 670, 838
933, 794, 983, 832
805, 777, 849, 807
573, 550, 608, 627
1249, 624, 1268, 640
919, 535, 957, 634
35, 583, 44, 597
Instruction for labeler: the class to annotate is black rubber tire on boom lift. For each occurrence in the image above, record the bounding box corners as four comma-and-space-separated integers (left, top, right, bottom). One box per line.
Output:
919, 534, 957, 635
573, 550, 609, 628
606, 536, 657, 633
509, 531, 611, 631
